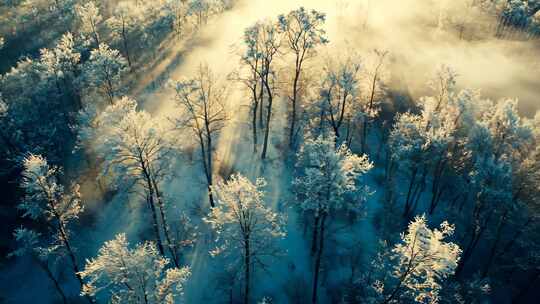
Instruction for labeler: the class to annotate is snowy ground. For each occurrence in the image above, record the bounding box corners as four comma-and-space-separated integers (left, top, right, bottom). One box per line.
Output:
2, 0, 540, 303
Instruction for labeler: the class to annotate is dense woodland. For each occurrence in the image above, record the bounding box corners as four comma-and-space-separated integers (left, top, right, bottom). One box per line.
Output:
1, 0, 540, 303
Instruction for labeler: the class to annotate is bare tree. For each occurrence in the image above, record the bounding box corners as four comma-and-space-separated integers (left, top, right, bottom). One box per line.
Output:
243, 21, 281, 159
317, 54, 362, 142
171, 64, 227, 207
360, 49, 389, 152
277, 7, 328, 147
234, 26, 265, 153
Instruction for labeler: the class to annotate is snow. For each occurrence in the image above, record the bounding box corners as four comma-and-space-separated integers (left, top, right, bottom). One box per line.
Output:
3, 0, 540, 303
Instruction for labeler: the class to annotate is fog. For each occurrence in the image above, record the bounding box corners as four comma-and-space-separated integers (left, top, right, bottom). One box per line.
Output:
153, 0, 539, 118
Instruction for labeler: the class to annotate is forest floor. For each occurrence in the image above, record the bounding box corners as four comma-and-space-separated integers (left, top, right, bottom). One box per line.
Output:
2, 0, 540, 303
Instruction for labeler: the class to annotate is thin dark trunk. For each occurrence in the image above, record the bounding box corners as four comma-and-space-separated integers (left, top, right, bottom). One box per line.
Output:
106, 75, 114, 104
482, 209, 509, 278
289, 65, 301, 147
428, 184, 445, 215
345, 117, 353, 147
404, 167, 418, 217
244, 236, 250, 304
312, 213, 327, 304
147, 192, 165, 255
58, 224, 94, 303
411, 166, 428, 214
141, 159, 166, 255
198, 132, 215, 207
252, 91, 258, 152
456, 209, 491, 277
311, 214, 320, 255
152, 178, 180, 267
261, 78, 273, 160
258, 79, 264, 129
205, 118, 215, 207
121, 19, 132, 67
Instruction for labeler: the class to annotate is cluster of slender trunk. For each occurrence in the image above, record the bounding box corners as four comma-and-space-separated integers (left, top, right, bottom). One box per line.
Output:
139, 152, 180, 267
403, 164, 427, 219
455, 195, 493, 276
361, 51, 387, 153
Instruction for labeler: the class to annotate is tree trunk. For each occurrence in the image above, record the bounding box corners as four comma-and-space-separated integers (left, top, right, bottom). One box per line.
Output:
289, 63, 301, 148
205, 121, 215, 207
261, 80, 273, 160
362, 119, 368, 153
198, 133, 215, 207
404, 167, 418, 217
311, 214, 320, 255
456, 210, 492, 277
121, 20, 132, 68
58, 224, 94, 303
141, 161, 166, 255
244, 236, 251, 304
481, 209, 509, 278
428, 157, 446, 214
152, 178, 180, 267
312, 213, 327, 304
258, 80, 264, 129
252, 91, 258, 152
147, 193, 165, 255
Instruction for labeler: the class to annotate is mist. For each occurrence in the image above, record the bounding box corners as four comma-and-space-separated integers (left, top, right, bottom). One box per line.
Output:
153, 0, 539, 117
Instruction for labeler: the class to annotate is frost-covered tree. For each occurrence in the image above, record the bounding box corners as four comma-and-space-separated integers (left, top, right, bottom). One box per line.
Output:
75, 1, 102, 47
503, 0, 531, 27
0, 60, 46, 162
243, 20, 281, 159
83, 97, 180, 265
80, 233, 191, 304
165, 0, 190, 38
294, 134, 373, 303
456, 98, 533, 276
205, 174, 286, 304
40, 32, 82, 110
171, 64, 226, 208
417, 65, 460, 214
0, 31, 88, 169
234, 24, 265, 153
277, 7, 328, 147
187, 0, 226, 28
18, 154, 92, 303
81, 43, 128, 104
388, 112, 428, 217
366, 215, 461, 304
529, 10, 540, 37
387, 65, 478, 217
